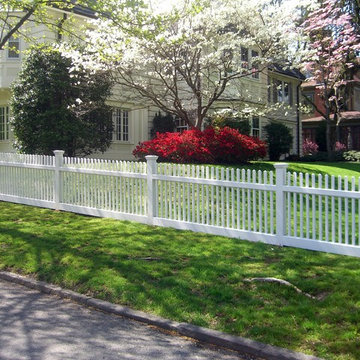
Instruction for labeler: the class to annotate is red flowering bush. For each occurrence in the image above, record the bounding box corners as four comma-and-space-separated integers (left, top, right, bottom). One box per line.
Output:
132, 129, 214, 163
203, 127, 266, 163
133, 127, 266, 164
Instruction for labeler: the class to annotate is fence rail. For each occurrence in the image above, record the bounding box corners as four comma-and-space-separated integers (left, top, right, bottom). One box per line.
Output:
0, 151, 359, 257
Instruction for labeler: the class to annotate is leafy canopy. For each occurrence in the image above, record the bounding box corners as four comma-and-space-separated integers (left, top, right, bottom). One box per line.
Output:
63, 0, 312, 129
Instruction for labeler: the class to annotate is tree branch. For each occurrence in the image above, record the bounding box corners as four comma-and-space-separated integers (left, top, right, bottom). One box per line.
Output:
244, 277, 318, 300
0, 6, 37, 50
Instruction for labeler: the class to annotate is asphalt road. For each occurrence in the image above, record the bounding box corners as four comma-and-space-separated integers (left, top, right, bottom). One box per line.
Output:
0, 279, 254, 360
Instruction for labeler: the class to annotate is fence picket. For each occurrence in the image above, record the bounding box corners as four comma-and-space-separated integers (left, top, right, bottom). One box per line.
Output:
270, 171, 274, 234
338, 176, 342, 244
221, 168, 225, 227
324, 175, 329, 242
318, 174, 322, 241
345, 177, 349, 245
331, 176, 336, 242
351, 177, 355, 245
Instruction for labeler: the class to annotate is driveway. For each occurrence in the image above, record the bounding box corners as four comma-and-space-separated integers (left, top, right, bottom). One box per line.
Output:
0, 279, 253, 360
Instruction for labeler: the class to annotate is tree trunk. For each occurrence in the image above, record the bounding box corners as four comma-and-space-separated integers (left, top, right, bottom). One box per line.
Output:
335, 123, 341, 144
326, 118, 332, 154
335, 112, 343, 145
324, 95, 332, 159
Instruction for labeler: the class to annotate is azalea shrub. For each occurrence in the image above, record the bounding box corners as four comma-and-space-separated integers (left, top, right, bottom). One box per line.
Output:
302, 139, 319, 156
334, 141, 346, 152
133, 127, 266, 164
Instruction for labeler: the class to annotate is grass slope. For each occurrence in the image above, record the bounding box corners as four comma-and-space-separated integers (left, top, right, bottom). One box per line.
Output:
0, 201, 359, 360
226, 161, 360, 179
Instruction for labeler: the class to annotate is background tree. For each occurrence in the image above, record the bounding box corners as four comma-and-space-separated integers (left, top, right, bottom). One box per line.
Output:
11, 46, 114, 156
264, 122, 293, 161
301, 0, 360, 153
340, 0, 360, 35
69, 0, 310, 130
151, 112, 175, 138
208, 112, 251, 135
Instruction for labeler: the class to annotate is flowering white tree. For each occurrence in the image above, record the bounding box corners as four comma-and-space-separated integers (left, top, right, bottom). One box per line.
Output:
67, 0, 309, 129
0, 0, 107, 51
301, 0, 360, 152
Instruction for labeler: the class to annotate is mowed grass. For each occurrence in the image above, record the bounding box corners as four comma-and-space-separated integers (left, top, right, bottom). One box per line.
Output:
0, 202, 360, 359
225, 161, 360, 179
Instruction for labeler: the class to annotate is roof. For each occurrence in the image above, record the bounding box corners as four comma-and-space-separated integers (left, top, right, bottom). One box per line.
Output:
302, 79, 360, 89
54, 1, 97, 19
72, 3, 97, 18
269, 64, 305, 80
302, 111, 360, 123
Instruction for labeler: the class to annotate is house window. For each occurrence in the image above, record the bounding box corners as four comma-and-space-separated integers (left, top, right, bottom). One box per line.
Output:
251, 50, 259, 79
302, 128, 316, 143
112, 108, 129, 141
240, 47, 260, 79
270, 79, 293, 105
251, 116, 260, 138
175, 118, 188, 132
7, 36, 20, 59
303, 92, 315, 112
354, 88, 360, 111
241, 47, 249, 71
0, 106, 10, 141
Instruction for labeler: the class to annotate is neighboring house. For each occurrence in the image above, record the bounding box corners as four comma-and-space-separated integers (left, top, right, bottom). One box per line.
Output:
0, 7, 303, 160
302, 68, 360, 150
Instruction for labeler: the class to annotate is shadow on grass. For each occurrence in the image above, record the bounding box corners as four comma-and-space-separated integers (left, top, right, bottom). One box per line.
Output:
1, 202, 360, 359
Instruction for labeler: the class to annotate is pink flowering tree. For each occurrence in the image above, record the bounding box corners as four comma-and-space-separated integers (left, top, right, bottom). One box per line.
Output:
302, 0, 360, 153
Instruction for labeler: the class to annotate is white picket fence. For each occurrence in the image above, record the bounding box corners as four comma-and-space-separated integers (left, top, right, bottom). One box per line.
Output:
0, 151, 359, 257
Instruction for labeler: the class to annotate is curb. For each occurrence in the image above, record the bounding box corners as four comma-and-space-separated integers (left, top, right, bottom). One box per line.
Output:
0, 271, 322, 360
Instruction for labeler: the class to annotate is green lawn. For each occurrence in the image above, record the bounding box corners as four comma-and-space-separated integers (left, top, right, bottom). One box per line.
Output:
229, 161, 360, 179
1, 201, 359, 360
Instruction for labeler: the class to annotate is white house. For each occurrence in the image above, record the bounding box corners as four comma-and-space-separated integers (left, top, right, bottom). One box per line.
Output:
0, 5, 303, 160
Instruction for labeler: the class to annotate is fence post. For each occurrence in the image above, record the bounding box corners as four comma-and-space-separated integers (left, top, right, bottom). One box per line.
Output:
274, 163, 288, 245
54, 150, 64, 210
145, 155, 158, 225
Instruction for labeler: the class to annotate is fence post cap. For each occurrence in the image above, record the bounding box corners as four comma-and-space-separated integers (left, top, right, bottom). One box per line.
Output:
53, 150, 65, 156
145, 155, 159, 161
274, 163, 288, 169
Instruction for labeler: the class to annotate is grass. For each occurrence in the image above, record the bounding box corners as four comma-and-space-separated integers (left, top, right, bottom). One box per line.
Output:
1, 201, 360, 360
226, 161, 360, 179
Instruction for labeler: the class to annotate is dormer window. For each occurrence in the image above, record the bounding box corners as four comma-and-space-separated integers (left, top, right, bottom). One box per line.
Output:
251, 50, 259, 79
269, 78, 293, 105
8, 36, 20, 59
240, 47, 260, 79
241, 47, 249, 70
